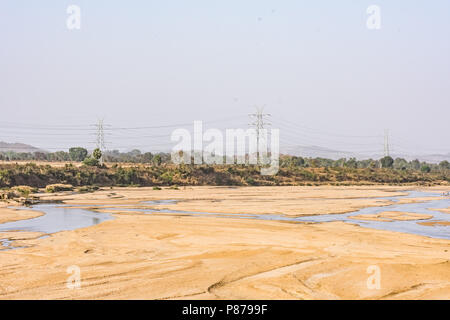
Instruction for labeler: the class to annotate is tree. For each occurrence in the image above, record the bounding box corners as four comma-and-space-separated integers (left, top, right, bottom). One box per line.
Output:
142, 152, 153, 163
421, 165, 431, 173
380, 156, 394, 168
394, 158, 408, 170
411, 159, 421, 170
92, 148, 102, 160
69, 147, 88, 162
34, 152, 47, 161
345, 158, 358, 169
153, 154, 162, 166
439, 160, 450, 170
82, 148, 102, 167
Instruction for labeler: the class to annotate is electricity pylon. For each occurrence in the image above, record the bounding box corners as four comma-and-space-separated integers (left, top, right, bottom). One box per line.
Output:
96, 119, 106, 165
384, 129, 390, 157
249, 107, 271, 164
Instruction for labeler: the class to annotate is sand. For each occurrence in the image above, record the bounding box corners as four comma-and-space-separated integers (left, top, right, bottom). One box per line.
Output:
0, 186, 449, 300
36, 185, 414, 216
351, 211, 433, 222
418, 221, 450, 227
0, 203, 43, 224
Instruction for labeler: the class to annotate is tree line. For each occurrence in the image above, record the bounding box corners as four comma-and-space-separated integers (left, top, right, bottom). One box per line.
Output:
0, 148, 449, 174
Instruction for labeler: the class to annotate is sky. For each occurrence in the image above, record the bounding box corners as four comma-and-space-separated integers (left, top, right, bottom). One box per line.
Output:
0, 1, 449, 155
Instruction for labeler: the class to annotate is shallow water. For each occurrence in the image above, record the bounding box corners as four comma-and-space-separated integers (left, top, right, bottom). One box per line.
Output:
95, 191, 450, 240
0, 191, 448, 251
0, 205, 112, 250
0, 205, 112, 234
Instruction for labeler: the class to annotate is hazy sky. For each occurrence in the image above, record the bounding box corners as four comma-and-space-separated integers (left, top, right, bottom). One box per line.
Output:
0, 1, 449, 155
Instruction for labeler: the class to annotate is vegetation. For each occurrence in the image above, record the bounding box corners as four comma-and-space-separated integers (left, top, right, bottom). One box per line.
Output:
0, 149, 168, 163
82, 148, 103, 167
69, 147, 88, 162
0, 159, 447, 189
380, 156, 394, 168
0, 147, 448, 188
45, 184, 74, 193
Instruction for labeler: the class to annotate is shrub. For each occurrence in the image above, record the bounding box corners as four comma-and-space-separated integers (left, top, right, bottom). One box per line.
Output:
46, 184, 74, 193
0, 190, 20, 200
76, 186, 99, 193
12, 185, 38, 196
83, 157, 99, 167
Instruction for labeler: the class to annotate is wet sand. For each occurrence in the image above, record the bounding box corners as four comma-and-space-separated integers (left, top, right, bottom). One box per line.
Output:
351, 211, 433, 222
419, 221, 450, 227
0, 186, 449, 299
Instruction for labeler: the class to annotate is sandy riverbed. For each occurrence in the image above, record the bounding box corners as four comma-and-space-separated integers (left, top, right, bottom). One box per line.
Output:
0, 203, 43, 224
0, 186, 449, 299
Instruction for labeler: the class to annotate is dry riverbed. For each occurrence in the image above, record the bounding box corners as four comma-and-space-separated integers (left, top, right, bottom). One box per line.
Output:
0, 186, 449, 299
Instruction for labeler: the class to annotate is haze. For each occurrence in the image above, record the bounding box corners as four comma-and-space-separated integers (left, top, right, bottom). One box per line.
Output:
0, 1, 449, 156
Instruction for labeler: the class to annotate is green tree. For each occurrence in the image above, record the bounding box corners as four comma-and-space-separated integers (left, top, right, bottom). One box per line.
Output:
92, 148, 102, 160
439, 160, 450, 170
394, 158, 408, 170
34, 152, 47, 161
421, 165, 431, 173
69, 147, 88, 162
411, 159, 421, 170
153, 154, 162, 166
380, 156, 394, 168
345, 158, 358, 169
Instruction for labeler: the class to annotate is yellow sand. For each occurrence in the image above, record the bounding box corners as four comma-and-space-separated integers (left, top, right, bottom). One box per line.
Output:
351, 211, 433, 222
0, 186, 449, 300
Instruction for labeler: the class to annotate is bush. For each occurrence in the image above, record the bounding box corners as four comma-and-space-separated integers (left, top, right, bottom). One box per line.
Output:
245, 177, 257, 185
46, 184, 74, 193
83, 157, 99, 167
152, 186, 162, 190
76, 186, 99, 193
12, 185, 38, 196
0, 190, 20, 200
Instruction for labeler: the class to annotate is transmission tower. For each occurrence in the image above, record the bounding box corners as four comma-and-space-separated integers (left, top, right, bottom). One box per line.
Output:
95, 119, 106, 165
249, 107, 271, 164
384, 129, 390, 157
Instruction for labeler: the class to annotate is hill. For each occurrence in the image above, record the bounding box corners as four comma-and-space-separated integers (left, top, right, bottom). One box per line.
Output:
0, 142, 44, 153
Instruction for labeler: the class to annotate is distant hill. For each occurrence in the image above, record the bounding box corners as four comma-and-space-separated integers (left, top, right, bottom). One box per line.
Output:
281, 145, 365, 160
0, 142, 45, 153
395, 152, 450, 164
